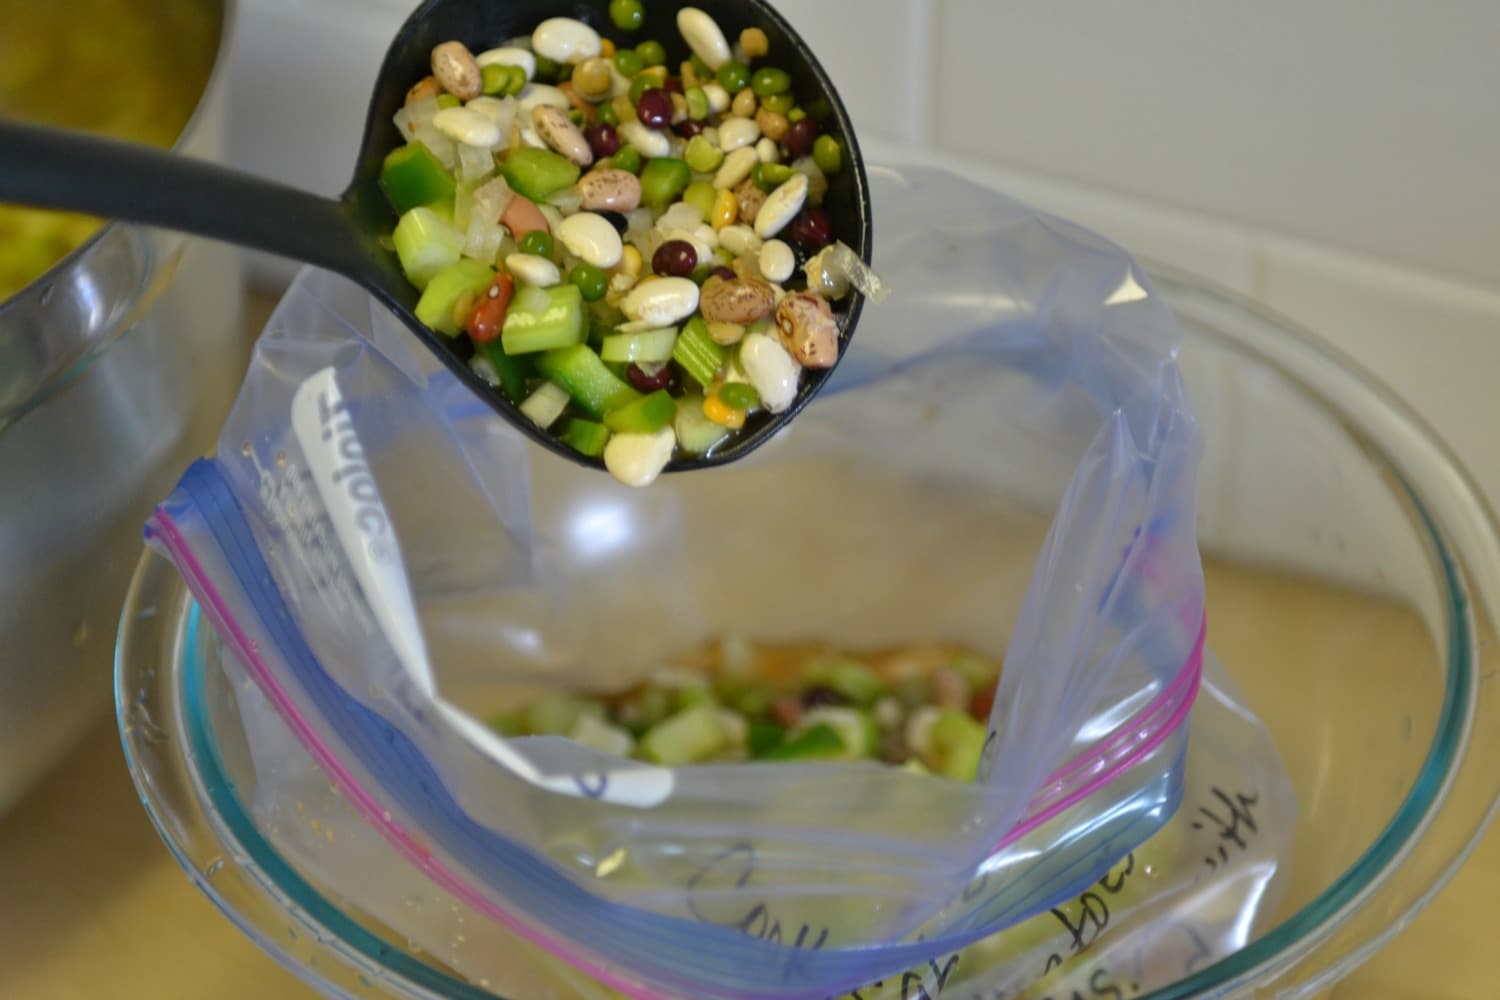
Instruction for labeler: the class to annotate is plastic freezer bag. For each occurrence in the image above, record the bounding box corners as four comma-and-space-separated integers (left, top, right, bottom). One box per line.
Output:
147, 163, 1223, 999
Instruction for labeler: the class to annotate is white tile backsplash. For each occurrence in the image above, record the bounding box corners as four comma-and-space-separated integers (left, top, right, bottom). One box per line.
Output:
930, 0, 1500, 290
772, 0, 931, 146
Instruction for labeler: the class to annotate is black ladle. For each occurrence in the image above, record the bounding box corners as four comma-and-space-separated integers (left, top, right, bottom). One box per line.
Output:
0, 0, 870, 474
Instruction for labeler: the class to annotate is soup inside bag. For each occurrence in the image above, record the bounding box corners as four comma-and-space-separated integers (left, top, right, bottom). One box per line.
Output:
147, 163, 1295, 999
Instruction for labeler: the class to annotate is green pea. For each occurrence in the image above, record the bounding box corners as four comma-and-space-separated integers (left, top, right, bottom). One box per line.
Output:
570, 263, 610, 302
685, 86, 710, 121
435, 94, 461, 109
639, 157, 692, 207
568, 109, 587, 127
534, 54, 562, 82
481, 64, 510, 96
717, 60, 751, 93
718, 382, 761, 411
684, 135, 724, 173
629, 73, 655, 104
683, 181, 717, 220
506, 64, 529, 96
608, 0, 645, 31
635, 40, 667, 68
690, 54, 713, 78
689, 265, 715, 286
813, 135, 843, 174
611, 146, 643, 174
760, 91, 795, 115
752, 161, 795, 192
787, 107, 807, 123
519, 230, 554, 259
751, 66, 790, 97
597, 100, 620, 127
614, 49, 645, 78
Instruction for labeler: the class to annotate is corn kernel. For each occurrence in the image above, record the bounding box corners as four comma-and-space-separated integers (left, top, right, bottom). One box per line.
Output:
571, 58, 613, 101
600, 37, 616, 58
611, 94, 635, 123
620, 245, 643, 278
740, 27, 769, 60
704, 394, 746, 428
712, 189, 739, 230
670, 91, 689, 124
680, 61, 701, 89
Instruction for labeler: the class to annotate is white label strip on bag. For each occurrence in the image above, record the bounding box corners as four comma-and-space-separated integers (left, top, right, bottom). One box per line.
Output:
290, 367, 675, 808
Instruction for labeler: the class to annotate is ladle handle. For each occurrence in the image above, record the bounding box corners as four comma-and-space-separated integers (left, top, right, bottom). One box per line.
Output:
0, 120, 374, 283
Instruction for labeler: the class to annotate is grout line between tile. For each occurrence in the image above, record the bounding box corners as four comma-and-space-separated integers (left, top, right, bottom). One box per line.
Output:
906, 0, 936, 147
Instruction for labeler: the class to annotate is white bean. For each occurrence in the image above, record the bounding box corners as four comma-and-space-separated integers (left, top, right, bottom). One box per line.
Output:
505, 253, 561, 287
532, 17, 602, 63
755, 173, 809, 238
604, 428, 677, 488
433, 107, 501, 148
719, 224, 763, 257
557, 213, 624, 269
717, 116, 760, 152
619, 120, 673, 159
464, 96, 517, 133
713, 147, 759, 190
475, 47, 535, 81
755, 136, 779, 163
677, 8, 733, 70
759, 239, 795, 282
622, 277, 700, 327
739, 332, 801, 414
518, 84, 571, 116
702, 82, 731, 115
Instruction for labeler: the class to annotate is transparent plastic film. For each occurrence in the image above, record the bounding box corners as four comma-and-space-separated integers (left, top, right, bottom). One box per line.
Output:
144, 164, 1259, 999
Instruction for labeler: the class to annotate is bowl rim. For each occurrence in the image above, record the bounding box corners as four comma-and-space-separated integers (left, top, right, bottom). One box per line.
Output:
116, 259, 1500, 998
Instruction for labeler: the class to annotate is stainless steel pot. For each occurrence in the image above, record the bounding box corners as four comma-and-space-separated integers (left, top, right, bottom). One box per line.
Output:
0, 0, 245, 812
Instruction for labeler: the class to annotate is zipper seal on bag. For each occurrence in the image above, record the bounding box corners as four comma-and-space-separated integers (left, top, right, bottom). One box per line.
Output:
993, 617, 1204, 853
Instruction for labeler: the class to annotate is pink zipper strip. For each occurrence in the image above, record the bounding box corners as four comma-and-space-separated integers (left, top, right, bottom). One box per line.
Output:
992, 614, 1205, 853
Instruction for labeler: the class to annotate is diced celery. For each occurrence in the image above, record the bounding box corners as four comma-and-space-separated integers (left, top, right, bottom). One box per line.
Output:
414, 259, 494, 335
760, 723, 843, 762
523, 695, 606, 737
747, 720, 786, 758
518, 381, 571, 429
604, 390, 676, 434
536, 345, 639, 418
569, 714, 636, 757
599, 326, 678, 364
392, 207, 461, 290
639, 704, 727, 765
800, 707, 879, 760
560, 418, 611, 458
500, 283, 587, 354
501, 147, 582, 202
929, 709, 987, 782
672, 315, 727, 388
475, 341, 533, 404
673, 394, 732, 455
805, 659, 887, 708
380, 143, 456, 214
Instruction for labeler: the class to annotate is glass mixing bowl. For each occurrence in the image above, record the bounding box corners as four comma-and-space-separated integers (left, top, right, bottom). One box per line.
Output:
116, 267, 1500, 999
